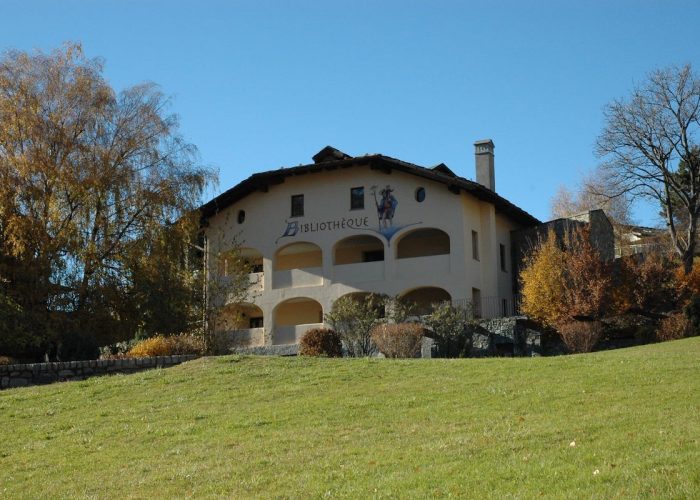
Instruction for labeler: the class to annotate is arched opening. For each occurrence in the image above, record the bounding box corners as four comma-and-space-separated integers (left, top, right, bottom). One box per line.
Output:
334, 235, 384, 265
216, 303, 264, 330
215, 303, 265, 348
217, 247, 263, 276
273, 297, 324, 345
400, 287, 451, 316
396, 228, 450, 259
274, 242, 322, 271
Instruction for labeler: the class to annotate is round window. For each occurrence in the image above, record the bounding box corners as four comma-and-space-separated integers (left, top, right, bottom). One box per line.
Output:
237, 210, 246, 224
415, 187, 426, 202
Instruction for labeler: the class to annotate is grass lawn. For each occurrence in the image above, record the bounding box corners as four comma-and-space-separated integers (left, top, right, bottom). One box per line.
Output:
1, 338, 699, 498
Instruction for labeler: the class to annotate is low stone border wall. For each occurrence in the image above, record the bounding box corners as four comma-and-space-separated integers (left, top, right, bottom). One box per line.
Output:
0, 355, 199, 389
230, 344, 299, 356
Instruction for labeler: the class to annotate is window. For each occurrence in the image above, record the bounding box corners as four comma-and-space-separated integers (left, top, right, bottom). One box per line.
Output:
350, 187, 364, 210
237, 210, 246, 224
415, 187, 426, 202
249, 317, 263, 328
472, 230, 479, 261
502, 298, 508, 316
291, 194, 304, 217
500, 244, 507, 271
362, 250, 384, 262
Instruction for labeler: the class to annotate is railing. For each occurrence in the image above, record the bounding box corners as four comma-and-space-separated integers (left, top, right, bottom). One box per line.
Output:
272, 267, 323, 289
333, 260, 384, 283
248, 272, 264, 292
396, 254, 450, 277
274, 323, 325, 345
219, 327, 265, 348
451, 297, 520, 320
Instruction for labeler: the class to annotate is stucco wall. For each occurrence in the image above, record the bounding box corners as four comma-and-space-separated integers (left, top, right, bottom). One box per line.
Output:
206, 164, 529, 347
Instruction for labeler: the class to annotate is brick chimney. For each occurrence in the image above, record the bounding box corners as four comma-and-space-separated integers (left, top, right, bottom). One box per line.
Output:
474, 139, 495, 191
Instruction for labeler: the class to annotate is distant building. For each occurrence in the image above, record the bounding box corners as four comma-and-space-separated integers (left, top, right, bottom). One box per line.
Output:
615, 224, 667, 258
200, 140, 540, 347
510, 209, 616, 297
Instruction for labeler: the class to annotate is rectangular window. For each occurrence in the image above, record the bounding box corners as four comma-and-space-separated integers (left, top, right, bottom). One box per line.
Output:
249, 317, 263, 328
500, 244, 507, 272
350, 186, 364, 210
291, 194, 304, 217
472, 230, 479, 261
502, 298, 508, 317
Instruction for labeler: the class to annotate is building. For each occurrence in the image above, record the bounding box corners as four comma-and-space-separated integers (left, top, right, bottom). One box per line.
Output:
510, 209, 616, 296
200, 140, 540, 347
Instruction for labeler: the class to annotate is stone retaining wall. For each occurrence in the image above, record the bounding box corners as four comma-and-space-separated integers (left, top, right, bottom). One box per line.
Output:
468, 316, 543, 357
0, 355, 199, 389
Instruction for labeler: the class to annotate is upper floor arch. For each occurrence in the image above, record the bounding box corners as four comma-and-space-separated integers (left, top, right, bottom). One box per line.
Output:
274, 241, 322, 271
395, 228, 450, 259
333, 235, 385, 265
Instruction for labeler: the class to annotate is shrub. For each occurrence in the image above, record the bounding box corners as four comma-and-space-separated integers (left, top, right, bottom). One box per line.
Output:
656, 314, 691, 342
99, 339, 139, 359
557, 320, 603, 353
684, 294, 700, 335
424, 302, 470, 357
299, 328, 342, 357
612, 253, 676, 314
0, 356, 17, 365
371, 323, 424, 358
325, 293, 386, 357
520, 228, 611, 327
127, 334, 204, 358
519, 230, 568, 327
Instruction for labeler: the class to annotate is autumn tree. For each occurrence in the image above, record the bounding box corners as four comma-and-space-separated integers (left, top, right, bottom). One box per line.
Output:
0, 44, 215, 360
596, 64, 700, 274
520, 228, 611, 327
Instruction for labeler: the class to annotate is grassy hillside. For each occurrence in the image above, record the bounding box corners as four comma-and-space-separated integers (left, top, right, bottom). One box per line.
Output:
1, 339, 699, 498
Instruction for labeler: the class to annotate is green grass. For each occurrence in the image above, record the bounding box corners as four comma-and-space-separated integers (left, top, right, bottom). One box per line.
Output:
2, 339, 700, 499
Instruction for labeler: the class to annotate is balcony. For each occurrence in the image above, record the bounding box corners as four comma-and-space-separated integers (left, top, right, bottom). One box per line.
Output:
218, 327, 265, 348
273, 266, 323, 289
248, 271, 264, 292
333, 260, 385, 284
274, 323, 324, 345
395, 254, 450, 278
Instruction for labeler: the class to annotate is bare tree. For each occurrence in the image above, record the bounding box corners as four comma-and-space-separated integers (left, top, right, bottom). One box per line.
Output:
550, 169, 633, 225
596, 64, 700, 273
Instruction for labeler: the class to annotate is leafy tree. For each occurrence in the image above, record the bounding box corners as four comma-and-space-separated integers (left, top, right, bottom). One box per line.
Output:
0, 43, 215, 359
423, 301, 470, 357
325, 293, 386, 357
596, 64, 700, 274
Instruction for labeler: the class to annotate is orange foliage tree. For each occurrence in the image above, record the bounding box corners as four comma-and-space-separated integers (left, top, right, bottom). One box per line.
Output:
520, 227, 611, 329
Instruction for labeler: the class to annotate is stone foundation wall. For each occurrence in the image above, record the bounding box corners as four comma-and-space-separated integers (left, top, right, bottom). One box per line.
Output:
468, 316, 543, 357
0, 355, 199, 390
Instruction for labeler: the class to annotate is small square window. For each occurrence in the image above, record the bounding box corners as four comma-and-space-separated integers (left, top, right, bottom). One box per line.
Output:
350, 187, 364, 210
472, 231, 479, 261
500, 244, 507, 272
291, 194, 304, 217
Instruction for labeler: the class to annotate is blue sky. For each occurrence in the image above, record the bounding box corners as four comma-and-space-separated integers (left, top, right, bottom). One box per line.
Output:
2, 0, 699, 225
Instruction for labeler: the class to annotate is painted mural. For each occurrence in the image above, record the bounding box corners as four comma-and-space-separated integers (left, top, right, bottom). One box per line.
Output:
368, 184, 421, 244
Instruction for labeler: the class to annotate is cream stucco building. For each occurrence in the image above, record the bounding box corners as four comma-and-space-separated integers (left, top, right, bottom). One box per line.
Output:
200, 140, 539, 347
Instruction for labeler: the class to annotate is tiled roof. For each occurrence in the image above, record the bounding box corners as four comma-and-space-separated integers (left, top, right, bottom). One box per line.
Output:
200, 150, 540, 227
